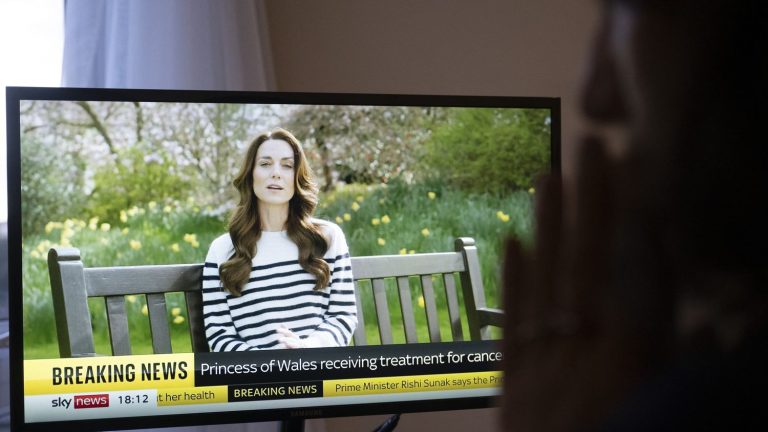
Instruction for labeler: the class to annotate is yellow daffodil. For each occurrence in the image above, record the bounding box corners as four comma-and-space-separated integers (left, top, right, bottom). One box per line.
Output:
528, 187, 535, 194
351, 202, 360, 212
173, 315, 185, 324
418, 296, 425, 308
421, 228, 430, 237
126, 295, 137, 304
36, 240, 51, 254
381, 215, 391, 224
170, 243, 180, 253
148, 201, 157, 210
377, 238, 386, 246
428, 191, 436, 200
356, 195, 364, 203
497, 211, 510, 222
88, 217, 99, 230
122, 228, 130, 235
141, 304, 148, 316
409, 250, 415, 255
343, 213, 351, 221
371, 218, 381, 226
183, 234, 200, 248
129, 240, 142, 250
120, 210, 128, 223
100, 223, 110, 232
336, 216, 343, 224
399, 248, 407, 255
61, 227, 74, 240
163, 205, 172, 213
171, 307, 181, 316
30, 250, 41, 259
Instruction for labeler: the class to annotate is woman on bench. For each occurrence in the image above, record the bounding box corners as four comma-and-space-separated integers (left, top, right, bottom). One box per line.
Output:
202, 128, 357, 351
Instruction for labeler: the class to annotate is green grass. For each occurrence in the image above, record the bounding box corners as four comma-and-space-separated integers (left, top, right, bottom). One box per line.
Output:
21, 181, 526, 359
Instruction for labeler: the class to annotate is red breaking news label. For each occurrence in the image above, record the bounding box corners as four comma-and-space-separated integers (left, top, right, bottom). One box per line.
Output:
74, 394, 110, 409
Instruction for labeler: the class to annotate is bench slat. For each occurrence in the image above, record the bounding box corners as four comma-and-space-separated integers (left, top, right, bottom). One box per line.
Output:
372, 278, 393, 345
351, 253, 465, 279
146, 293, 172, 354
444, 273, 464, 341
105, 296, 131, 355
352, 282, 367, 346
84, 265, 203, 296
185, 291, 209, 353
397, 277, 418, 343
421, 275, 441, 343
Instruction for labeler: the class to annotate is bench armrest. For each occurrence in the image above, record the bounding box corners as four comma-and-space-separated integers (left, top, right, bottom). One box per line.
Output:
477, 307, 504, 328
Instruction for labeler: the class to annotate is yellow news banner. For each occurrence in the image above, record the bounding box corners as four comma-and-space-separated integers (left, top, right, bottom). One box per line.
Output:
156, 386, 228, 406
25, 353, 194, 396
324, 371, 502, 397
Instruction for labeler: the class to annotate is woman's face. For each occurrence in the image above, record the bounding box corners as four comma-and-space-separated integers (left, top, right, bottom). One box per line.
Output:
252, 139, 296, 207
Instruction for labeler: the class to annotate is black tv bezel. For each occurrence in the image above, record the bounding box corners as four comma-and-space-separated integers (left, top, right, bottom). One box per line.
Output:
6, 86, 561, 432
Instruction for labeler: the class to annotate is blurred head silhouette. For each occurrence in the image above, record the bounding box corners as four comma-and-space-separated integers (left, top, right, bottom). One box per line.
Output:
500, 2, 767, 431
582, 0, 766, 347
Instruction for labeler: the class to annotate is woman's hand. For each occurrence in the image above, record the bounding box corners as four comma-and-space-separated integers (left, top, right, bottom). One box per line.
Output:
276, 327, 307, 349
277, 326, 336, 348
501, 137, 659, 431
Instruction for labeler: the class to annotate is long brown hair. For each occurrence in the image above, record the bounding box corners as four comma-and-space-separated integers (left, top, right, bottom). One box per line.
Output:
220, 128, 330, 295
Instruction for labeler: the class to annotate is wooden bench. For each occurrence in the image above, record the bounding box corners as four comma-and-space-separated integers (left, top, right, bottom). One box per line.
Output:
48, 237, 503, 358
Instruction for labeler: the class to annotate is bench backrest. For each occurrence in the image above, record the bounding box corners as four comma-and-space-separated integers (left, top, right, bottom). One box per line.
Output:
48, 237, 501, 358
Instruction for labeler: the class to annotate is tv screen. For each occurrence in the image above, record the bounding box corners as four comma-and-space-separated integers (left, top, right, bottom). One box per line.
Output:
6, 87, 559, 431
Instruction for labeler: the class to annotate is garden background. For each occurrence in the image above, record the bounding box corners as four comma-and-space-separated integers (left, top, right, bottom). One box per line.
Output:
19, 101, 551, 359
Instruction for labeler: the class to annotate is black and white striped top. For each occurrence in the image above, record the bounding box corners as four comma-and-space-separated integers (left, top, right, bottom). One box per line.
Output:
202, 220, 357, 351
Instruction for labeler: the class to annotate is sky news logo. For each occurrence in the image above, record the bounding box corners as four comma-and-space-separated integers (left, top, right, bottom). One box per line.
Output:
75, 394, 109, 409
51, 394, 110, 409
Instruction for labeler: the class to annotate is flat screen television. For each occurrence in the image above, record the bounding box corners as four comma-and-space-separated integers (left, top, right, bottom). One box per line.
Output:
6, 87, 560, 431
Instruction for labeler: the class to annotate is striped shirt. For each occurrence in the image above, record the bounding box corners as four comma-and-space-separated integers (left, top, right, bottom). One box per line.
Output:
202, 220, 357, 351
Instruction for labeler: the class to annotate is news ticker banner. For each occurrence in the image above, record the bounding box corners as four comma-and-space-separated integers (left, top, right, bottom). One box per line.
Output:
24, 341, 502, 423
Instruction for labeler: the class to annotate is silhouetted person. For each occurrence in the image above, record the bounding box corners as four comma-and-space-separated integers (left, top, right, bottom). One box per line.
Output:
501, 1, 767, 431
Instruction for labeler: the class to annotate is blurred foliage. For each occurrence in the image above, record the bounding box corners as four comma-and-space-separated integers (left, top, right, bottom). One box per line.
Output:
284, 105, 443, 190
19, 100, 552, 233
424, 108, 551, 192
19, 101, 278, 233
20, 137, 87, 235
89, 146, 191, 222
